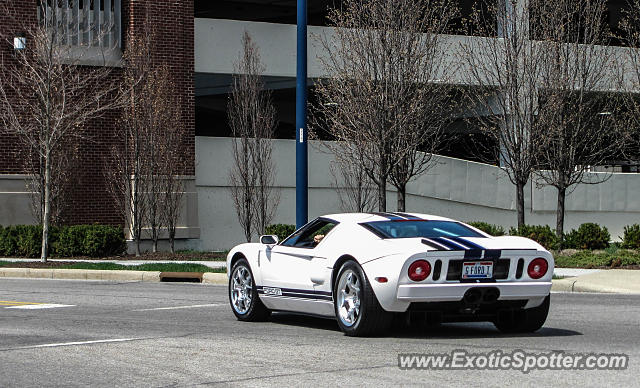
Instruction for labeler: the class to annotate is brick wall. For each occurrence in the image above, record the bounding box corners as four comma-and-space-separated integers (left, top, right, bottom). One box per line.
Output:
0, 0, 195, 226
0, 0, 37, 175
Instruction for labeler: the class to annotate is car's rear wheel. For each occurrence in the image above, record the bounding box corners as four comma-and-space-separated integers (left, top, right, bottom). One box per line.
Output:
494, 294, 550, 333
334, 261, 392, 336
229, 258, 270, 321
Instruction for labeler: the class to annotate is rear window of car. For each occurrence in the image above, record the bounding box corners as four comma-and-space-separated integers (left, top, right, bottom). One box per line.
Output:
361, 220, 485, 239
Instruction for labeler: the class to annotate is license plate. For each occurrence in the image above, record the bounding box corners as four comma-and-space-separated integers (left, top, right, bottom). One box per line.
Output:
462, 261, 493, 279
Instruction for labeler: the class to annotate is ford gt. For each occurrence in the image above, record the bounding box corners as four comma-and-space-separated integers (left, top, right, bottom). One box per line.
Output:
226, 212, 553, 336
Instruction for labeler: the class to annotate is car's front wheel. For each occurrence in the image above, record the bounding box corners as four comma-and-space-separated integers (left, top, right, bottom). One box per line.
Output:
494, 295, 550, 333
334, 261, 392, 336
229, 258, 270, 321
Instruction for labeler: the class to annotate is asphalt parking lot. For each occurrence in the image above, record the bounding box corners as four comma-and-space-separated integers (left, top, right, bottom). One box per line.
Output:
0, 278, 638, 387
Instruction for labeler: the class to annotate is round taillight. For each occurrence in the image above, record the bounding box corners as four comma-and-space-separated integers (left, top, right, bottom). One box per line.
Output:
408, 260, 431, 282
527, 258, 548, 279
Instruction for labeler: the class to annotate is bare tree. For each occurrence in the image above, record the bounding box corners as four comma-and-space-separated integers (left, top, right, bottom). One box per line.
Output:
108, 24, 187, 255
458, 0, 544, 228
619, 1, 640, 150
313, 0, 457, 212
160, 126, 186, 254
329, 146, 377, 213
228, 32, 279, 241
26, 140, 80, 226
108, 32, 152, 256
0, 2, 120, 261
142, 64, 185, 253
155, 68, 186, 254
251, 125, 279, 236
533, 0, 626, 242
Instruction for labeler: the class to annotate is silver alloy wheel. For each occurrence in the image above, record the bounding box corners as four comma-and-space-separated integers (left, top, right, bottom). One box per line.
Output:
231, 265, 253, 314
337, 269, 362, 327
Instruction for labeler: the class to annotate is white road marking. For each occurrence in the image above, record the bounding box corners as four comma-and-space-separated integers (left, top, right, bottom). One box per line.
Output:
5, 304, 75, 310
13, 338, 142, 350
134, 303, 223, 311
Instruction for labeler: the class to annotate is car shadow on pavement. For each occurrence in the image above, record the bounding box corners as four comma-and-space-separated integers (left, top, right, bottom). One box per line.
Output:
268, 313, 581, 338
269, 312, 342, 332
389, 322, 582, 339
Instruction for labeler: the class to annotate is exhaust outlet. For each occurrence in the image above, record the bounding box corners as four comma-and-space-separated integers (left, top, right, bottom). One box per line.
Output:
482, 288, 500, 303
463, 288, 482, 304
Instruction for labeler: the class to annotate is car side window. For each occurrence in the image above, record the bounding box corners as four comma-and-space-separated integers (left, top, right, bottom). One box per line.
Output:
281, 219, 337, 249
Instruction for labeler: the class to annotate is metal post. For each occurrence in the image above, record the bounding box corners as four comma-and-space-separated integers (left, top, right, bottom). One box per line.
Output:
296, 0, 308, 228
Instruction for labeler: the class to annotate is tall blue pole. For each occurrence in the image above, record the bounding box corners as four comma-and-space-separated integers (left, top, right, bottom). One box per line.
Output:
296, 0, 308, 228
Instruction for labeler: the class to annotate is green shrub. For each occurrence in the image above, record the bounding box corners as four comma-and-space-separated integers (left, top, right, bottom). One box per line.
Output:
467, 221, 505, 236
52, 226, 84, 256
16, 225, 43, 258
554, 250, 613, 268
0, 224, 126, 258
554, 250, 640, 268
265, 224, 296, 241
621, 224, 640, 249
82, 225, 127, 256
609, 250, 640, 267
0, 226, 19, 256
509, 224, 558, 250
605, 242, 621, 254
563, 223, 610, 250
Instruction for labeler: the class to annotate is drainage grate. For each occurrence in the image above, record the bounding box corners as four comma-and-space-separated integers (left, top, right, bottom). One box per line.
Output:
159, 272, 204, 283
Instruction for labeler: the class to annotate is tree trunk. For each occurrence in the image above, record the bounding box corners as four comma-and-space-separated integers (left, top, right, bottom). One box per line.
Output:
396, 184, 406, 212
135, 235, 141, 256
516, 181, 525, 228
152, 233, 158, 253
40, 157, 51, 262
556, 186, 566, 248
170, 230, 175, 254
377, 177, 387, 212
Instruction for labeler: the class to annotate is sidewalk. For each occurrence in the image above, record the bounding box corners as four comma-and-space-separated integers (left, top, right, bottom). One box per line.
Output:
552, 269, 640, 294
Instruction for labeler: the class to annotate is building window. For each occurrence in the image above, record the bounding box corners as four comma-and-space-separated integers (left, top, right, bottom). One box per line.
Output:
37, 0, 122, 50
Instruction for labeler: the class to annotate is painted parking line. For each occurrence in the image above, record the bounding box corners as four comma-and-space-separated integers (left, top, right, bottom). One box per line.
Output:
10, 338, 144, 350
5, 304, 75, 310
134, 303, 223, 311
0, 301, 42, 306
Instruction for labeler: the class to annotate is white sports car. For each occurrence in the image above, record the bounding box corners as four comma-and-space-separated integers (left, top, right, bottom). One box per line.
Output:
226, 212, 553, 336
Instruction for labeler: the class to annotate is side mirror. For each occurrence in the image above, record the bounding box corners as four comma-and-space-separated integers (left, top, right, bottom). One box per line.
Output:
260, 235, 279, 245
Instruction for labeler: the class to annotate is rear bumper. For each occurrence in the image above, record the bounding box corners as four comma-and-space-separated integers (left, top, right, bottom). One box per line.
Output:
397, 282, 552, 302
371, 281, 551, 312
362, 251, 554, 313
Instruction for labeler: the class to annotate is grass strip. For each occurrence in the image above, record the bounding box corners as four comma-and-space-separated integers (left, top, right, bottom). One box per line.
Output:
0, 261, 226, 273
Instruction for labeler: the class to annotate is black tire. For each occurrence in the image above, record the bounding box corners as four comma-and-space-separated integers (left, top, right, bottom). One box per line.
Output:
229, 258, 270, 321
494, 294, 550, 333
333, 261, 392, 337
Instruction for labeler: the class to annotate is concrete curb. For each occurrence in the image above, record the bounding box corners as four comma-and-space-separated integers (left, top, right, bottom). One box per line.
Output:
0, 268, 162, 282
552, 272, 640, 294
0, 267, 228, 284
202, 272, 227, 285
551, 278, 579, 292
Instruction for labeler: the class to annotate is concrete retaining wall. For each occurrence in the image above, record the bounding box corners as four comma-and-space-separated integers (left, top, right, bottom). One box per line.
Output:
196, 136, 640, 250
